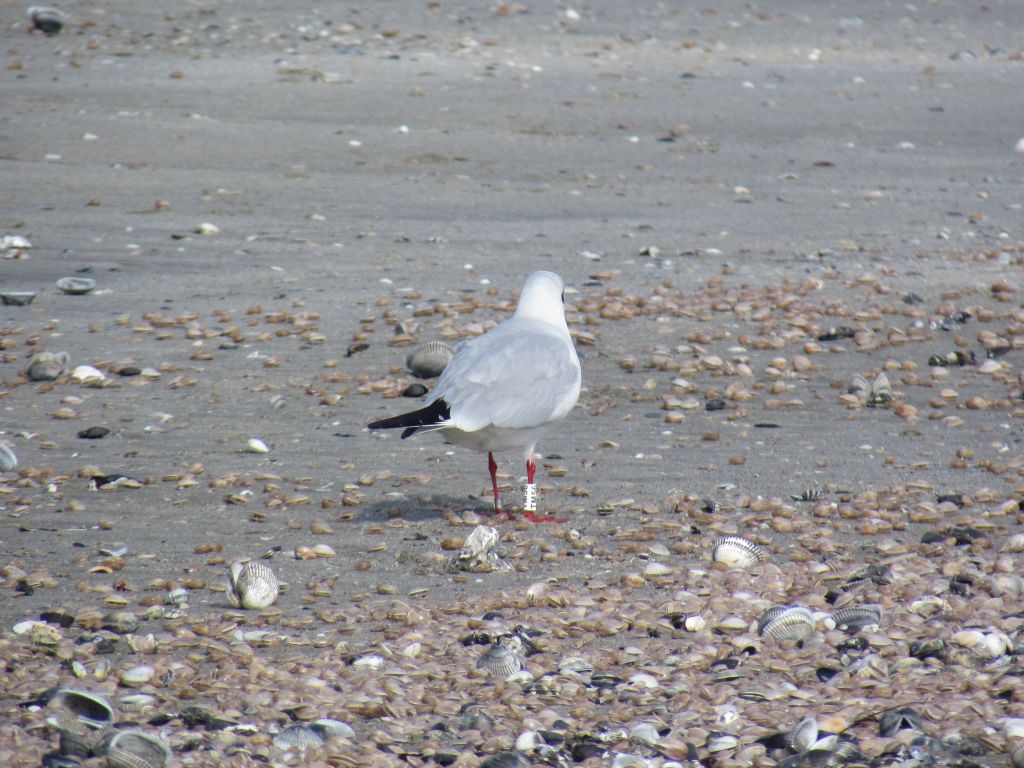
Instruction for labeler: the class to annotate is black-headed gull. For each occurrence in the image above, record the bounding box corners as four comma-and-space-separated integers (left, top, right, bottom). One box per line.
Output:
368, 271, 581, 522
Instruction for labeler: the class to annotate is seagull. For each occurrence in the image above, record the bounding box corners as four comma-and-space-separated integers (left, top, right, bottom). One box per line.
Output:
368, 271, 581, 522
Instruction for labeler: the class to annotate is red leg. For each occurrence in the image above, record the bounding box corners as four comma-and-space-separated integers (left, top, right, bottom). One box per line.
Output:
523, 454, 566, 523
487, 452, 514, 519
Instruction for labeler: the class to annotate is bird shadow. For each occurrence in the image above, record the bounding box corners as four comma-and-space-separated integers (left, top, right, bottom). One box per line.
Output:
352, 493, 501, 524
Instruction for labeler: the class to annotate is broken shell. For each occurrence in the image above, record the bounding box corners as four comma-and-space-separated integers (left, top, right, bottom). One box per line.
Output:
0, 290, 36, 306
879, 707, 922, 737
48, 689, 115, 729
56, 276, 96, 295
28, 6, 68, 35
712, 536, 765, 568
71, 365, 106, 385
27, 351, 70, 381
476, 635, 523, 679
406, 340, 455, 379
228, 561, 279, 609
758, 605, 815, 643
0, 439, 16, 471
55, 724, 112, 758
827, 604, 883, 633
105, 730, 171, 768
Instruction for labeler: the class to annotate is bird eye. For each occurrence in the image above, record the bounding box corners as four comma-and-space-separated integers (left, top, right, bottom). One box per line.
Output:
561, 291, 565, 304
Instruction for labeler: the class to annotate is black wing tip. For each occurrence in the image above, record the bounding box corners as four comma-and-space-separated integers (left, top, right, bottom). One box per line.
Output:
367, 400, 451, 436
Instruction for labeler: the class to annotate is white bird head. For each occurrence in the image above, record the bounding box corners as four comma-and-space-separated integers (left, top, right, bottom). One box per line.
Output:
513, 271, 567, 325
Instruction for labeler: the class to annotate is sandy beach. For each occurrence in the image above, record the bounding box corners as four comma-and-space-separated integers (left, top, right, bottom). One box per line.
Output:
2, 2, 1023, 766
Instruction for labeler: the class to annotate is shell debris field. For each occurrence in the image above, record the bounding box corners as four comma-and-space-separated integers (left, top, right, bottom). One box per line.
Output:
1, 260, 1022, 766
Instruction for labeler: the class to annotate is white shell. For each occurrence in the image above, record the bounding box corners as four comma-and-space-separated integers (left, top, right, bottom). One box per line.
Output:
56, 276, 96, 295
788, 716, 818, 752
711, 536, 765, 568
245, 438, 270, 454
71, 365, 107, 385
758, 605, 815, 643
477, 636, 523, 679
0, 440, 16, 471
106, 730, 171, 768
228, 561, 279, 609
118, 665, 155, 687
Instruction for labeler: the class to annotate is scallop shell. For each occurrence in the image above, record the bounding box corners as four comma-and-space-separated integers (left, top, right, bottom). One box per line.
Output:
878, 707, 922, 738
406, 340, 455, 379
27, 351, 70, 381
712, 536, 765, 568
228, 561, 279, 609
55, 724, 112, 758
56, 276, 96, 295
48, 688, 115, 729
829, 604, 883, 633
273, 724, 324, 751
758, 606, 815, 643
477, 636, 523, 679
105, 730, 171, 768
0, 440, 16, 471
849, 372, 892, 406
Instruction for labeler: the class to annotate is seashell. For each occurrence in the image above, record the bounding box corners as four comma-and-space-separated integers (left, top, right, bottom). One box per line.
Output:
228, 561, 279, 609
879, 707, 922, 737
56, 276, 96, 295
42, 755, 81, 768
0, 439, 16, 471
71, 365, 106, 385
244, 437, 269, 454
102, 611, 139, 635
788, 717, 819, 753
558, 656, 594, 675
477, 635, 523, 679
706, 732, 739, 753
630, 722, 662, 747
117, 694, 157, 714
105, 730, 171, 768
273, 724, 325, 751
406, 340, 455, 379
828, 604, 883, 633
0, 290, 37, 306
758, 605, 815, 643
849, 372, 891, 406
27, 351, 70, 381
28, 6, 68, 35
311, 718, 354, 740
1012, 742, 1024, 768
118, 665, 154, 687
479, 751, 531, 768
711, 536, 765, 568
48, 688, 115, 729
55, 723, 112, 758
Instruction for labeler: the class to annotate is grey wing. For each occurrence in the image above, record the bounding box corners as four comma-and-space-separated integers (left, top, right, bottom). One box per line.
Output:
430, 324, 580, 432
